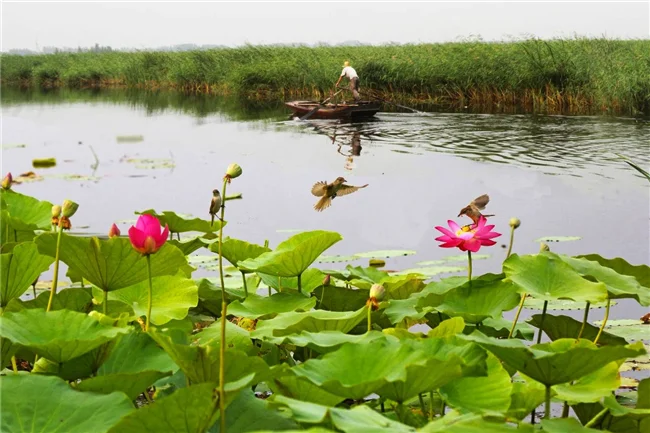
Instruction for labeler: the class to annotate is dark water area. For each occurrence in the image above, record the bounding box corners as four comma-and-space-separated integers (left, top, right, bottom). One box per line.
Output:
2, 87, 649, 324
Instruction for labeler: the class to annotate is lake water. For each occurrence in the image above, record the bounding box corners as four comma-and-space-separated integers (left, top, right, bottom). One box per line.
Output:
2, 88, 649, 323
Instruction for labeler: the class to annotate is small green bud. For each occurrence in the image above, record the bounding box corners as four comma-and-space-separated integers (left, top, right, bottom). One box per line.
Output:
509, 217, 521, 229
225, 163, 242, 179
369, 283, 385, 301
540, 243, 550, 252
51, 205, 62, 218
1, 173, 12, 190
322, 274, 331, 286
61, 199, 79, 218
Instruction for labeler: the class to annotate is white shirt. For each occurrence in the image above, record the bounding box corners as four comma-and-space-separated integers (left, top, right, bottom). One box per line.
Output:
340, 66, 358, 79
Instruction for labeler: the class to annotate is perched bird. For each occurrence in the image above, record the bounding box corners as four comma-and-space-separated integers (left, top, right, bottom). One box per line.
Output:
458, 194, 494, 224
209, 189, 223, 224
311, 177, 368, 212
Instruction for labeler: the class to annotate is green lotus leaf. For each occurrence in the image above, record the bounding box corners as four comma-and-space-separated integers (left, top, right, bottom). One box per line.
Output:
106, 382, 220, 433
104, 274, 198, 325
560, 255, 650, 305
1, 241, 54, 307
419, 411, 531, 432
393, 266, 466, 277
440, 352, 513, 413
418, 336, 489, 377
258, 268, 325, 294
355, 249, 416, 259
0, 374, 133, 433
192, 319, 256, 355
316, 254, 360, 263
0, 189, 52, 231
137, 209, 225, 233
345, 265, 389, 283
384, 297, 431, 324
268, 366, 345, 406
504, 252, 608, 303
593, 320, 650, 342
210, 237, 271, 267
528, 313, 628, 345
168, 235, 214, 255
553, 361, 621, 404
31, 344, 111, 380
148, 329, 269, 386
380, 274, 426, 300
293, 337, 464, 402
477, 317, 535, 340
98, 331, 177, 376
239, 230, 342, 277
261, 331, 389, 354
252, 306, 368, 338
465, 332, 647, 386
429, 317, 466, 338
0, 309, 128, 363
35, 234, 188, 291
10, 287, 93, 313
507, 380, 546, 420
228, 292, 316, 320
313, 285, 368, 312
269, 395, 413, 432
76, 370, 170, 400
577, 254, 650, 289
212, 389, 299, 432
433, 274, 520, 324
540, 418, 604, 433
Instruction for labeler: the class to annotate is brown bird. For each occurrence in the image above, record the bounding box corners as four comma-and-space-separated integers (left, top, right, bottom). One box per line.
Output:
458, 194, 494, 224
209, 189, 223, 224
311, 177, 368, 212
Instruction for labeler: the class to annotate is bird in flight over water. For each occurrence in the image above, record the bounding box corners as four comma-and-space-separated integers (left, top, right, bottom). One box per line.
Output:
458, 194, 494, 224
311, 177, 368, 212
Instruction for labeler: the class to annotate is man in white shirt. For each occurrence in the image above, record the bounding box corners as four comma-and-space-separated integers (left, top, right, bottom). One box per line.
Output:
335, 61, 360, 102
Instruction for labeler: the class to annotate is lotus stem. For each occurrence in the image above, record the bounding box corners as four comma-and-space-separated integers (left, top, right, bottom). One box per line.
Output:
176, 232, 181, 241
585, 407, 609, 428
593, 298, 611, 345
278, 276, 282, 293
536, 300, 548, 344
169, 231, 173, 241
429, 391, 434, 420
241, 271, 248, 297
103, 290, 108, 315
145, 254, 153, 331
418, 393, 426, 415
577, 301, 590, 339
506, 225, 516, 258
467, 251, 472, 283
297, 273, 302, 294
45, 220, 64, 312
11, 356, 18, 373
530, 410, 535, 425
32, 283, 36, 299
13, 229, 17, 242
217, 176, 229, 433
561, 401, 569, 417
508, 293, 527, 339
544, 385, 551, 419
367, 306, 372, 333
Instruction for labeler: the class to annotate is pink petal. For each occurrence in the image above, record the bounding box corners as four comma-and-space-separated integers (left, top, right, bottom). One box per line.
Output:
476, 216, 487, 229
448, 220, 461, 233
435, 235, 454, 243
128, 226, 147, 252
435, 226, 457, 239
156, 224, 170, 249
464, 238, 482, 253
136, 214, 162, 237
439, 238, 463, 248
480, 239, 497, 246
478, 232, 501, 240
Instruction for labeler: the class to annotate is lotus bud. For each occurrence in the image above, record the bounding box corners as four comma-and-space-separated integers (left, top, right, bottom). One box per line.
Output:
1, 173, 12, 190
61, 199, 79, 218
509, 217, 521, 229
224, 163, 242, 182
51, 205, 62, 218
539, 242, 550, 252
108, 223, 121, 238
322, 274, 331, 286
369, 283, 385, 301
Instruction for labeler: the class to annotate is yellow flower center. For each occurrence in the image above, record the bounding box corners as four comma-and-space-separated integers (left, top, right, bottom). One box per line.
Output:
456, 224, 476, 236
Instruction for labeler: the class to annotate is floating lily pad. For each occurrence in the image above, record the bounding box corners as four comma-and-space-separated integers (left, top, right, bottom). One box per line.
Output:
1, 143, 27, 149
394, 266, 466, 277
316, 254, 361, 263
12, 171, 43, 183
523, 298, 614, 310
32, 157, 57, 168
116, 135, 144, 143
355, 250, 416, 259
125, 157, 174, 169
46, 173, 101, 182
534, 236, 582, 243
592, 320, 649, 341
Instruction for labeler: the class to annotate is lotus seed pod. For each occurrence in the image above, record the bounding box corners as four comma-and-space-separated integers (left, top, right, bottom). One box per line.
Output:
509, 217, 521, 229
61, 199, 79, 218
369, 283, 385, 301
51, 205, 62, 218
226, 163, 242, 179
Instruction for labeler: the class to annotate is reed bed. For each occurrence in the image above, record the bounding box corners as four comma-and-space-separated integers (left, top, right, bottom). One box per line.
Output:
2, 38, 649, 114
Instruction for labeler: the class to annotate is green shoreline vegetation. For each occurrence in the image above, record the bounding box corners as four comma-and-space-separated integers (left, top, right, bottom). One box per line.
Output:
2, 38, 650, 115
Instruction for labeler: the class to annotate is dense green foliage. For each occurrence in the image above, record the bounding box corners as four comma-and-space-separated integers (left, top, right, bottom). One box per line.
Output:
2, 38, 650, 114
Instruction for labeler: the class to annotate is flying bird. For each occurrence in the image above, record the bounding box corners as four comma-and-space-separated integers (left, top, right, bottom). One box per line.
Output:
311, 177, 368, 212
458, 194, 494, 224
209, 189, 223, 224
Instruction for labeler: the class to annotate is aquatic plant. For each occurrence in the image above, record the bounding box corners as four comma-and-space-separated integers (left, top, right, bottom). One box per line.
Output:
0, 184, 648, 433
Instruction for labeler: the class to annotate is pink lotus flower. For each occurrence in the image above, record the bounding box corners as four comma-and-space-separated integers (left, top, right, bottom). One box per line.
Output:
435, 216, 501, 252
128, 214, 169, 255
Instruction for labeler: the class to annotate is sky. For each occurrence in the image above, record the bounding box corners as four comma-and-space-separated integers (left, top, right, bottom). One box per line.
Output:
2, 1, 649, 51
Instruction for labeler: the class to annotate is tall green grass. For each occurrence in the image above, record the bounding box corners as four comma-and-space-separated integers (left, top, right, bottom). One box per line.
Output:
2, 38, 649, 114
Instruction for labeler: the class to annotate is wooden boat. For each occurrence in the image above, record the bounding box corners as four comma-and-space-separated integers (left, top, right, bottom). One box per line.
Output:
285, 100, 381, 120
